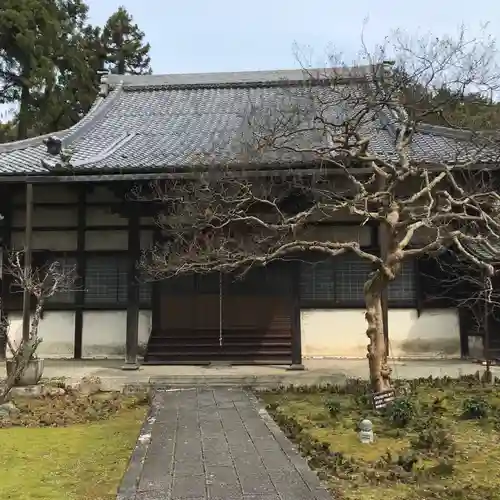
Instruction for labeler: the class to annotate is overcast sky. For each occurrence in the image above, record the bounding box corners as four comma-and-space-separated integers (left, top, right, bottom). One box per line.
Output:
85, 0, 496, 73
0, 1, 497, 122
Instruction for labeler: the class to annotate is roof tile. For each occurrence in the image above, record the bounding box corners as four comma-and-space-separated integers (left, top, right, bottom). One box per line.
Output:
0, 68, 493, 176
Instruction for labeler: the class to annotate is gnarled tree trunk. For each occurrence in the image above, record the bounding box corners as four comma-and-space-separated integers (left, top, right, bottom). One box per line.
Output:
365, 275, 392, 392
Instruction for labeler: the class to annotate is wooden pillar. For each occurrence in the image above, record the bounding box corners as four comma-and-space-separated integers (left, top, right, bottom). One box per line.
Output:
123, 207, 140, 370
414, 258, 423, 317
287, 261, 305, 370
74, 185, 86, 359
150, 227, 161, 343
21, 183, 33, 342
0, 188, 12, 361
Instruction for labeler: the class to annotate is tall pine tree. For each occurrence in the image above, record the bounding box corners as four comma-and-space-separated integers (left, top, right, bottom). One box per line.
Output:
0, 2, 152, 142
32, 1, 99, 133
0, 0, 64, 139
101, 7, 152, 75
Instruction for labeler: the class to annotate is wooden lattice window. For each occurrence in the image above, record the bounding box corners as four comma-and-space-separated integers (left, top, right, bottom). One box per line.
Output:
300, 254, 417, 307
84, 254, 151, 306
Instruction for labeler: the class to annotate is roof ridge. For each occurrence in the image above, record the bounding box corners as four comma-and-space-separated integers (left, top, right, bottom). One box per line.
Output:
417, 123, 475, 141
105, 64, 386, 90
0, 84, 124, 155
416, 122, 500, 142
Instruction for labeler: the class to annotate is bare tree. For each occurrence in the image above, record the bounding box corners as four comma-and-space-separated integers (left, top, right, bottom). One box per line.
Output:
422, 248, 500, 376
140, 28, 500, 392
0, 252, 78, 404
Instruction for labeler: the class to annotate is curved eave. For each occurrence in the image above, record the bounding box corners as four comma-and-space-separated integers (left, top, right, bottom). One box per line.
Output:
0, 159, 494, 185
0, 84, 124, 155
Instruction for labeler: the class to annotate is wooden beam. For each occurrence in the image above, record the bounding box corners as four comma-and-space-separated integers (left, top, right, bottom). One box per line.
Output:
0, 159, 492, 185
74, 185, 86, 359
123, 207, 140, 370
0, 165, 371, 184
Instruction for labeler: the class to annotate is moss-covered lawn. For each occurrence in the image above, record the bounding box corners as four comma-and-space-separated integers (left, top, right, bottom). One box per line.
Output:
0, 394, 147, 500
260, 376, 500, 500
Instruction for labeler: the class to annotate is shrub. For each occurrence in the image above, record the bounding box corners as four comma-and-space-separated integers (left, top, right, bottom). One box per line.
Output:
354, 392, 372, 410
462, 397, 490, 419
324, 398, 342, 418
385, 397, 416, 428
341, 378, 371, 396
411, 420, 454, 455
265, 402, 279, 413
430, 396, 447, 417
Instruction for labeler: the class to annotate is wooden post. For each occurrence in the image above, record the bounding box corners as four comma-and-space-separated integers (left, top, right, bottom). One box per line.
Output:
74, 185, 86, 359
122, 207, 140, 370
149, 227, 161, 354
287, 261, 305, 370
21, 183, 33, 342
0, 187, 12, 361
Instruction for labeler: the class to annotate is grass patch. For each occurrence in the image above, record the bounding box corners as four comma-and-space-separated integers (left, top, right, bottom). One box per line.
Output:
0, 406, 146, 500
260, 376, 500, 500
0, 393, 149, 499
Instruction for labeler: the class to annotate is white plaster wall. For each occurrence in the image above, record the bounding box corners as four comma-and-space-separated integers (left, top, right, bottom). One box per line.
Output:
301, 308, 461, 359
13, 184, 77, 204
86, 206, 127, 226
85, 229, 128, 250
6, 310, 152, 359
83, 229, 153, 250
81, 310, 151, 358
85, 185, 120, 203
12, 206, 78, 228
11, 230, 78, 250
7, 311, 75, 359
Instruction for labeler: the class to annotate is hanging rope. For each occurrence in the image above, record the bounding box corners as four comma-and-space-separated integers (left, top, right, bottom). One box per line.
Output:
219, 271, 223, 347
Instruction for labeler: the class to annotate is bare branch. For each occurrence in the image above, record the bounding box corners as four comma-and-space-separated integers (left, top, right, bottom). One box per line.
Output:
138, 28, 500, 392
0, 252, 79, 404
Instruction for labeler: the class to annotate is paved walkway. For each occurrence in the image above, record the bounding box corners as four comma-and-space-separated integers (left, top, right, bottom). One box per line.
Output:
117, 388, 332, 500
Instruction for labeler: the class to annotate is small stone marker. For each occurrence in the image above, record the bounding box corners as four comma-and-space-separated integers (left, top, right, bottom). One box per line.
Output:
372, 389, 396, 410
358, 419, 374, 443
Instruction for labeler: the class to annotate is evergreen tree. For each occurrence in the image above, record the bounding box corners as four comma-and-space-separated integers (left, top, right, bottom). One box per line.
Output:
0, 2, 152, 142
32, 1, 99, 133
394, 67, 500, 130
0, 0, 63, 139
101, 7, 152, 75
0, 121, 16, 143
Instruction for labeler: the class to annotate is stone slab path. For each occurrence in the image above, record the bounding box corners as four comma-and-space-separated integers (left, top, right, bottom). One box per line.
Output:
118, 387, 332, 500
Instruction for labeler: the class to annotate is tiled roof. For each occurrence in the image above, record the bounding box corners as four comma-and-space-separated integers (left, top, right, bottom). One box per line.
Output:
462, 239, 500, 265
0, 66, 495, 177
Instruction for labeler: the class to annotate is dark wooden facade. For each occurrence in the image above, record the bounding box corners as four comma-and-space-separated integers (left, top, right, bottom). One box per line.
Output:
0, 180, 305, 366
147, 263, 299, 364
0, 181, 155, 365
0, 178, 487, 365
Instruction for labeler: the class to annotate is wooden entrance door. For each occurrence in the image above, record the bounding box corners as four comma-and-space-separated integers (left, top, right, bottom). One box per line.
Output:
145, 263, 295, 364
